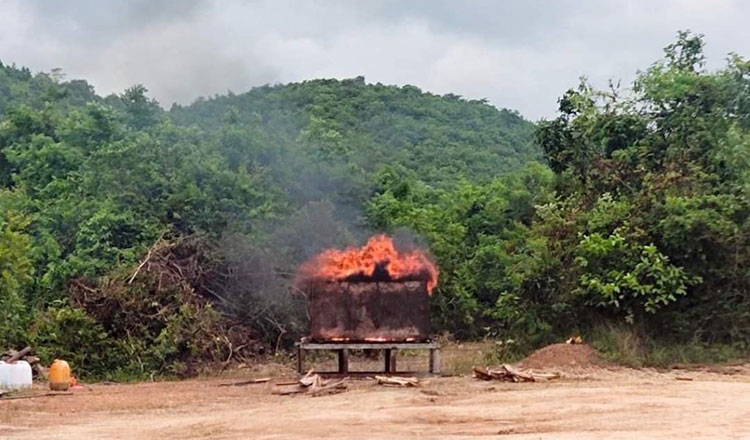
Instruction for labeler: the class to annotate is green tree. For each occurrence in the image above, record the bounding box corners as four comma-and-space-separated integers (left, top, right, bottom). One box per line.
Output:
0, 192, 32, 348
532, 31, 750, 345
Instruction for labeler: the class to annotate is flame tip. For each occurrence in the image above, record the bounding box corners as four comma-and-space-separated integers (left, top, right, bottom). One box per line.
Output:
298, 234, 438, 294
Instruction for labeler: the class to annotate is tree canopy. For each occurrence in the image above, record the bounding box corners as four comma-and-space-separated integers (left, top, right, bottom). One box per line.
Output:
0, 63, 538, 377
1, 32, 748, 377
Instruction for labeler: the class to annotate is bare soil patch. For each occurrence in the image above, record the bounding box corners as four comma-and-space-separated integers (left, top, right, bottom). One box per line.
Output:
517, 343, 605, 370
2, 362, 749, 439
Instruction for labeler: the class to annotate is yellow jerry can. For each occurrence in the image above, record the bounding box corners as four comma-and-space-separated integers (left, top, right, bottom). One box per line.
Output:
49, 359, 71, 391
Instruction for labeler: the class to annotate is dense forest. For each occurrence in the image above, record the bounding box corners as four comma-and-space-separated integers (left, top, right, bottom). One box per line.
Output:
1, 32, 748, 378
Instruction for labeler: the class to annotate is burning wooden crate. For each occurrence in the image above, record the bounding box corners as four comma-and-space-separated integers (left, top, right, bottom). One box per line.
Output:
307, 280, 430, 342
296, 235, 441, 375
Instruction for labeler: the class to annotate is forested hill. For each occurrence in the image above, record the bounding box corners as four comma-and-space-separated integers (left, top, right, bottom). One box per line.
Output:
0, 62, 99, 113
169, 77, 538, 188
5, 32, 746, 380
1, 61, 539, 204
0, 62, 539, 184
0, 61, 540, 377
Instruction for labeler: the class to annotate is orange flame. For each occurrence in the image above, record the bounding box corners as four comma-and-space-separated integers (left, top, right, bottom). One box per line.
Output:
298, 234, 438, 294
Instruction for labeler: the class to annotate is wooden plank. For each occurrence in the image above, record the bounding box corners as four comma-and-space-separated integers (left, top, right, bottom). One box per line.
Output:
530, 372, 561, 380
309, 377, 349, 397
375, 376, 420, 387
297, 342, 441, 376
0, 392, 73, 401
272, 386, 306, 395
473, 365, 557, 382
217, 378, 270, 387
299, 369, 316, 387
502, 364, 535, 382
274, 380, 302, 386
299, 342, 438, 350
473, 366, 493, 380
4, 347, 31, 363
305, 371, 433, 377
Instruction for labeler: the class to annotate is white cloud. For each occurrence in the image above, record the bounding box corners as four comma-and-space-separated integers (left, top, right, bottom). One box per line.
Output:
1, 0, 748, 119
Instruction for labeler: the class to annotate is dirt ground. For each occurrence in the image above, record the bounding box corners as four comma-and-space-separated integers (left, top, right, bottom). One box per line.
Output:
2, 348, 750, 439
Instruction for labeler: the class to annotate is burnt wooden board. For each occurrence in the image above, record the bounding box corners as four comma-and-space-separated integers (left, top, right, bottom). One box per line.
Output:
307, 281, 429, 342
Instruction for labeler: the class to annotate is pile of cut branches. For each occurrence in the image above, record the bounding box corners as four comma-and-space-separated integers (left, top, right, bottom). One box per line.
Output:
69, 235, 264, 377
473, 365, 561, 382
272, 370, 349, 397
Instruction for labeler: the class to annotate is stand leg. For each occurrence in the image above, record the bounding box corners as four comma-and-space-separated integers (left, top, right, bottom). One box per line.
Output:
429, 348, 441, 374
338, 349, 349, 374
389, 349, 397, 373
297, 345, 305, 374
384, 349, 391, 373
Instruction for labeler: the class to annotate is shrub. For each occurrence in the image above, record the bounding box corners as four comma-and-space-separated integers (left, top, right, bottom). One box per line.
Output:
28, 305, 121, 378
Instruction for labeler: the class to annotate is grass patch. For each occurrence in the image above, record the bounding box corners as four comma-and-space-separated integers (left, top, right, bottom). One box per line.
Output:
589, 324, 748, 367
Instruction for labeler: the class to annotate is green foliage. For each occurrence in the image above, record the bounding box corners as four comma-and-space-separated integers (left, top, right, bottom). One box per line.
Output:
0, 194, 32, 348
365, 32, 750, 356
365, 162, 556, 340
170, 77, 539, 192
0, 62, 541, 375
530, 31, 750, 347
121, 85, 161, 129
28, 305, 118, 378
1, 32, 748, 375
0, 61, 97, 116
575, 231, 698, 320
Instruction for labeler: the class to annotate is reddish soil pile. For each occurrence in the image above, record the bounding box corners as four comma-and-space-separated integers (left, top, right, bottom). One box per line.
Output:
518, 343, 605, 369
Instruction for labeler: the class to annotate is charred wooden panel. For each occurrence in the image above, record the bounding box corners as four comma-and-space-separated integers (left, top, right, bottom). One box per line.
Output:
308, 281, 429, 342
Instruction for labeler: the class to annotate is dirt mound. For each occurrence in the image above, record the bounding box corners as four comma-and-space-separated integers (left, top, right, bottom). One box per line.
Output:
518, 343, 605, 369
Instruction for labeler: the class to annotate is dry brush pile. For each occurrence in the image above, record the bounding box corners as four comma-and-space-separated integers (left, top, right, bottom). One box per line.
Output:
66, 235, 266, 378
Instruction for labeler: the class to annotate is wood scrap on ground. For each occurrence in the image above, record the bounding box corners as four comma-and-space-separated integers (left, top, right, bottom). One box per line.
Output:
374, 375, 420, 387
3, 347, 32, 363
2, 347, 47, 379
0, 392, 74, 401
473, 365, 561, 383
309, 378, 348, 397
272, 369, 349, 397
298, 369, 318, 387
273, 380, 302, 386
217, 377, 270, 387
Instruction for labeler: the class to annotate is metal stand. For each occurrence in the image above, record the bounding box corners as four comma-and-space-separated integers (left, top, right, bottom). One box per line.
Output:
296, 341, 441, 376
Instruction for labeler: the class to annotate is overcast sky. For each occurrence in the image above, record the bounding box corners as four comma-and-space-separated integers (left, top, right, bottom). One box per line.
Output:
1, 0, 748, 120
